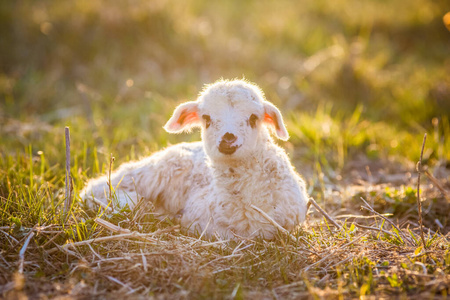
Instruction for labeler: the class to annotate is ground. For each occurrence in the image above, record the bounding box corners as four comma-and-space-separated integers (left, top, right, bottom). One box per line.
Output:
1, 0, 449, 299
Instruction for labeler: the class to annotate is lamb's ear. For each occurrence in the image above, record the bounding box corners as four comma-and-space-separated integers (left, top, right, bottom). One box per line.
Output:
263, 102, 289, 141
164, 101, 201, 133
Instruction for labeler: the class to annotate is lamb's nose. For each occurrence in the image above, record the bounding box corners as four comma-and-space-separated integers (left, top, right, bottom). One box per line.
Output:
222, 132, 237, 143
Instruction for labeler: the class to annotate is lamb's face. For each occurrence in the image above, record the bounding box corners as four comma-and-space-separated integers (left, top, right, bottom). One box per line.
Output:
164, 80, 289, 162
199, 90, 265, 160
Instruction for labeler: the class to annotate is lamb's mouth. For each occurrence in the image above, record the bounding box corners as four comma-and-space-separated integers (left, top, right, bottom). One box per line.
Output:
218, 143, 239, 155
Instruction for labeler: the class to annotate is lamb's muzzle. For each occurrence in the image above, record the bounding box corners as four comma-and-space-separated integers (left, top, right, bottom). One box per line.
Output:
218, 132, 238, 155
81, 79, 309, 240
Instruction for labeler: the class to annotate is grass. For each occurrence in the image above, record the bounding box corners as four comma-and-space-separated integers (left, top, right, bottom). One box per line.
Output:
1, 0, 450, 298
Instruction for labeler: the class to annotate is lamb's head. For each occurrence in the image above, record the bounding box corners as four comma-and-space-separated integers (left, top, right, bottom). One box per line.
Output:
164, 79, 289, 162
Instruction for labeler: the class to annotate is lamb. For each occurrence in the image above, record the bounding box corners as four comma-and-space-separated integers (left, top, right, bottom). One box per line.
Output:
81, 79, 309, 239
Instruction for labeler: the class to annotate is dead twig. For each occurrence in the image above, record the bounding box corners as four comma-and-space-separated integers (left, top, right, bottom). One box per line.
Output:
140, 249, 148, 272
95, 217, 131, 234
416, 133, 427, 248
0, 229, 19, 246
64, 126, 73, 220
46, 233, 156, 254
250, 204, 297, 242
424, 170, 450, 202
46, 224, 179, 254
108, 153, 115, 203
302, 234, 364, 272
105, 275, 133, 292
40, 231, 63, 249
335, 214, 393, 219
91, 198, 115, 212
360, 197, 414, 246
193, 240, 230, 248
308, 198, 342, 230
353, 223, 397, 238
18, 231, 35, 274
0, 281, 15, 294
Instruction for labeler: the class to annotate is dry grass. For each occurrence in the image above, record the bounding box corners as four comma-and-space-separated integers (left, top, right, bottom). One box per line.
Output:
1, 0, 449, 298
0, 172, 449, 299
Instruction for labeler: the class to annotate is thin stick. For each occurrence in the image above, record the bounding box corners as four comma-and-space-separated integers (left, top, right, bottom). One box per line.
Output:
40, 231, 63, 249
198, 217, 212, 241
302, 234, 364, 272
335, 214, 392, 219
417, 133, 427, 248
95, 217, 131, 234
250, 204, 297, 241
140, 249, 148, 272
91, 198, 115, 212
308, 198, 342, 230
105, 275, 133, 292
46, 232, 157, 254
0, 282, 15, 294
64, 127, 72, 220
18, 231, 35, 274
353, 223, 397, 238
108, 153, 115, 201
360, 197, 414, 246
0, 229, 19, 245
46, 225, 179, 254
306, 200, 312, 214
424, 170, 450, 202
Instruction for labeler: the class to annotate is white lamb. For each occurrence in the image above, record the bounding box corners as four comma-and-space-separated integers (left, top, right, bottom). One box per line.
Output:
81, 79, 309, 239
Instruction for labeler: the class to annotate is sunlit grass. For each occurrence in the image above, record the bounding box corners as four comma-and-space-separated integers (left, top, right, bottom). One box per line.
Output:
0, 0, 449, 298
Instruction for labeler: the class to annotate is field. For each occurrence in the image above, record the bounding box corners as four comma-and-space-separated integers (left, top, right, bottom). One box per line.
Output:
1, 0, 450, 298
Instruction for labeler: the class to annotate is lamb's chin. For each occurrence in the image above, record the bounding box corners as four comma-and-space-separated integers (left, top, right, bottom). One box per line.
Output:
211, 152, 252, 166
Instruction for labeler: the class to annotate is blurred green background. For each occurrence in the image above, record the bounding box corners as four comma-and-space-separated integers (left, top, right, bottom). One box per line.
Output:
1, 0, 449, 186
1, 3, 449, 296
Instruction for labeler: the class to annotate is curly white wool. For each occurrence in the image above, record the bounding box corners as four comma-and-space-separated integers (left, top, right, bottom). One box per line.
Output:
81, 79, 308, 239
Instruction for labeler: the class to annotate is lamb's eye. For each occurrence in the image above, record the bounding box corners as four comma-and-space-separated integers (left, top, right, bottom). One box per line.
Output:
202, 115, 211, 129
249, 114, 258, 128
